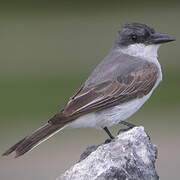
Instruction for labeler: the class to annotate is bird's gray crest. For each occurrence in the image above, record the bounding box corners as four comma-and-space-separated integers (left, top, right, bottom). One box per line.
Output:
123, 23, 155, 34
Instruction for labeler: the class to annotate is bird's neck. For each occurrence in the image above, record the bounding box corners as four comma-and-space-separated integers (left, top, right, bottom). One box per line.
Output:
116, 43, 160, 62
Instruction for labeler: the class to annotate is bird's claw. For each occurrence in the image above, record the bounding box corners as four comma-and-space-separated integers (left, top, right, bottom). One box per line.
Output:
117, 127, 134, 135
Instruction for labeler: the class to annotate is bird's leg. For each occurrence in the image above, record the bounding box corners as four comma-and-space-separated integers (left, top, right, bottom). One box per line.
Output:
103, 127, 115, 142
117, 121, 137, 134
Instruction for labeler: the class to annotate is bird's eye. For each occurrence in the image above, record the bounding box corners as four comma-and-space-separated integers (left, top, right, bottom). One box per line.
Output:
131, 34, 137, 41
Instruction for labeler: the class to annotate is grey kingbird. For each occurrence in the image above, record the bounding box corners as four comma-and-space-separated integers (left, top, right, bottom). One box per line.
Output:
2, 22, 175, 158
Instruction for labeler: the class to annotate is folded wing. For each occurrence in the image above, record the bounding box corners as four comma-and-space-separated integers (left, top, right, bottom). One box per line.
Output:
49, 62, 158, 124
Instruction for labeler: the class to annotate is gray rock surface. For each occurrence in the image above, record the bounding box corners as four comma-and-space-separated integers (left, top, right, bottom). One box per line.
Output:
58, 127, 159, 180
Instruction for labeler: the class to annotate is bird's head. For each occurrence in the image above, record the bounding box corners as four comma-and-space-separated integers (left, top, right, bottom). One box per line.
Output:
118, 22, 175, 46
117, 22, 175, 58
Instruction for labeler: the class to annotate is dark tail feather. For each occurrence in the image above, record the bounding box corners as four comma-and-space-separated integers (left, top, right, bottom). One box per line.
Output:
2, 123, 66, 158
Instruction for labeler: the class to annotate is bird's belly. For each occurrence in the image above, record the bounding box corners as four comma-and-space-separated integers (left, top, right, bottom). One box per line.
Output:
67, 93, 152, 129
96, 95, 150, 128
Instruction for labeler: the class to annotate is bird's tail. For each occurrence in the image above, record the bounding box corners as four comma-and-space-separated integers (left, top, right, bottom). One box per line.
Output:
2, 123, 67, 158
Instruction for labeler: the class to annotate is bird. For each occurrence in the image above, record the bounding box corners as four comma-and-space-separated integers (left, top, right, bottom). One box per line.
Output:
2, 22, 175, 158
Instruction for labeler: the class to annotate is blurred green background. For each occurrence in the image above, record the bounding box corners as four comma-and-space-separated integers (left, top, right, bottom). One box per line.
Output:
0, 1, 180, 179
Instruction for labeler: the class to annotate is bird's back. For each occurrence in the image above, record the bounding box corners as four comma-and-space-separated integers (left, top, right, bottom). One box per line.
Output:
84, 49, 151, 87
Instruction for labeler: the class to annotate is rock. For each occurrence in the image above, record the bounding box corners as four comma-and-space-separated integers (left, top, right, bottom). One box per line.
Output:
58, 127, 159, 180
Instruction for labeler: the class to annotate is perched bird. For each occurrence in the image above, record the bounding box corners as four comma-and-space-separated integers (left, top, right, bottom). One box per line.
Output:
2, 22, 175, 158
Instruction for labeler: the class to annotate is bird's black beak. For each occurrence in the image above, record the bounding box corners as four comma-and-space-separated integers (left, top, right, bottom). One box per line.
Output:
150, 33, 175, 44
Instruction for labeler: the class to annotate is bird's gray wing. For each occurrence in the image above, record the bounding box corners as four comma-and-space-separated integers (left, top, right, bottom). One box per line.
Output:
49, 60, 159, 124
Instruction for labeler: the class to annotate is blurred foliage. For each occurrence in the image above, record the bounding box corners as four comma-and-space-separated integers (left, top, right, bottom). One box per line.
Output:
0, 0, 179, 10
0, 2, 179, 121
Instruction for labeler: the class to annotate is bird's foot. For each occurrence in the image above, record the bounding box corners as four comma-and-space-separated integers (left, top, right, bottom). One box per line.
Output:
104, 138, 114, 144
117, 121, 137, 135
117, 127, 134, 135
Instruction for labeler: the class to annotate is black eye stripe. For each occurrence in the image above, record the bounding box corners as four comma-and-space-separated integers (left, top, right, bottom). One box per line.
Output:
130, 30, 151, 42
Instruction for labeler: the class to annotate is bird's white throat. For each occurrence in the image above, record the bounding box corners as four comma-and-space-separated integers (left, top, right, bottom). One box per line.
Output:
119, 43, 160, 60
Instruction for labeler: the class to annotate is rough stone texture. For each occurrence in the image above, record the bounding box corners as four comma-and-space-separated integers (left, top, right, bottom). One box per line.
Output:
58, 127, 159, 180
